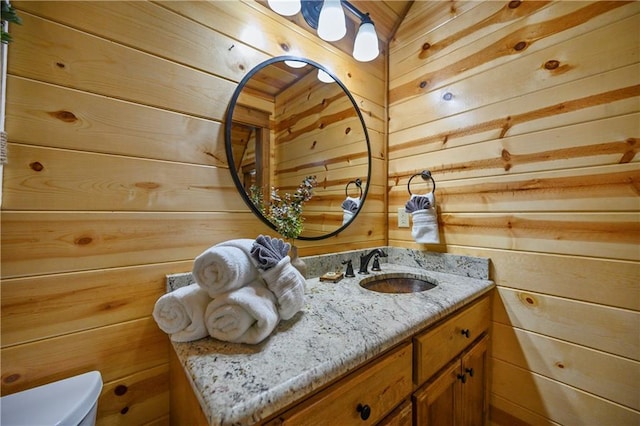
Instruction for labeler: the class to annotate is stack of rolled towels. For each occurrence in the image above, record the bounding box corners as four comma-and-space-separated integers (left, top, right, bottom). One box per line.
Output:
152, 235, 306, 345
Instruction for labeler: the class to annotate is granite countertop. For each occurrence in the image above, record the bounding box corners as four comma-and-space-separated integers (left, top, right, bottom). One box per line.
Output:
169, 248, 494, 426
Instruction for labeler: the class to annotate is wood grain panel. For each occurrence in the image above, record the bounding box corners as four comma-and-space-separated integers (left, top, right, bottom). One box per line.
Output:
9, 12, 235, 120
447, 246, 640, 311
2, 1, 388, 424
0, 211, 271, 278
391, 1, 483, 52
390, 113, 639, 182
390, 1, 547, 78
6, 76, 226, 166
389, 2, 638, 108
2, 144, 243, 212
389, 164, 640, 214
389, 65, 640, 153
489, 394, 562, 426
1, 317, 168, 395
1, 261, 192, 347
390, 212, 639, 261
14, 0, 269, 84
491, 359, 640, 425
98, 364, 170, 426
390, 13, 639, 126
492, 323, 640, 410
493, 287, 639, 360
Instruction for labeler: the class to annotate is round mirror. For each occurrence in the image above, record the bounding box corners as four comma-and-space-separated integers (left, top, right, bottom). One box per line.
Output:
225, 56, 371, 240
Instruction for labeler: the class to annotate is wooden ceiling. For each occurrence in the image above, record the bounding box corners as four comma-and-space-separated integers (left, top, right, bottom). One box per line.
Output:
257, 0, 414, 56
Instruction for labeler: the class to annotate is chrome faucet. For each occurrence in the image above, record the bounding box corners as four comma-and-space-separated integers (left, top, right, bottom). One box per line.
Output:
358, 249, 387, 274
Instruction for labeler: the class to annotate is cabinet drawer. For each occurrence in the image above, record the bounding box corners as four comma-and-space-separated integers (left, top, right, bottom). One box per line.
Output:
414, 296, 490, 386
275, 343, 413, 426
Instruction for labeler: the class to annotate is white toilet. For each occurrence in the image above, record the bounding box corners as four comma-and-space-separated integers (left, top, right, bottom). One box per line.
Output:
0, 371, 102, 426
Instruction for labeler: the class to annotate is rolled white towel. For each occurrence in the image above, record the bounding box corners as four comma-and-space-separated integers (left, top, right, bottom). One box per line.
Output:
152, 284, 211, 342
205, 280, 279, 344
193, 239, 259, 298
411, 193, 440, 244
260, 256, 305, 320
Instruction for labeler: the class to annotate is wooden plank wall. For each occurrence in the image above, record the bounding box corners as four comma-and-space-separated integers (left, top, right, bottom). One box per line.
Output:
389, 1, 639, 424
0, 1, 386, 424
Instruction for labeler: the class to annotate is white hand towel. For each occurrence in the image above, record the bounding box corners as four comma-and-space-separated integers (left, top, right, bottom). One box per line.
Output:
341, 196, 361, 225
411, 193, 440, 244
152, 284, 211, 342
192, 239, 259, 298
342, 210, 354, 226
260, 255, 305, 320
205, 280, 279, 344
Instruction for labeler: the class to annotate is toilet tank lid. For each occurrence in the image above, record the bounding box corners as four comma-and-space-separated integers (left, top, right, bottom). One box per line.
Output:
0, 371, 103, 426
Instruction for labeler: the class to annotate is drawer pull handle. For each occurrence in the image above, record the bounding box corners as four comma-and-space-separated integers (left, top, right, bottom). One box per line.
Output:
357, 403, 371, 420
457, 373, 467, 384
465, 367, 474, 377
461, 329, 470, 338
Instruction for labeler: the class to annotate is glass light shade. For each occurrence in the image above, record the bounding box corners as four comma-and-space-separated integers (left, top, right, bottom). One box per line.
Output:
317, 0, 346, 42
284, 60, 307, 68
268, 0, 301, 16
353, 22, 379, 62
317, 69, 334, 83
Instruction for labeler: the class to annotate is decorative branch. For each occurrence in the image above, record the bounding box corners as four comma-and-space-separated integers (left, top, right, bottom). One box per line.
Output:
1, 1, 21, 44
250, 176, 318, 241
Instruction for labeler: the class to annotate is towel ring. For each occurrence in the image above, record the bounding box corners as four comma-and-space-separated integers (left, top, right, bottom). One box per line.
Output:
345, 178, 363, 199
407, 170, 436, 196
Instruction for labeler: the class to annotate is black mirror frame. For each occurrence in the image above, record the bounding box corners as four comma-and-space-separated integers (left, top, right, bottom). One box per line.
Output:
224, 55, 372, 241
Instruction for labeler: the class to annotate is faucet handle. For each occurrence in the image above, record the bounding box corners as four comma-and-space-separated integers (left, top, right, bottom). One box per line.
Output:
342, 259, 355, 277
371, 255, 381, 271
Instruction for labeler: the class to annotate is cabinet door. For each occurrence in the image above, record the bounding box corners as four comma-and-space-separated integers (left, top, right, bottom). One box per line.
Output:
460, 335, 488, 426
413, 361, 462, 426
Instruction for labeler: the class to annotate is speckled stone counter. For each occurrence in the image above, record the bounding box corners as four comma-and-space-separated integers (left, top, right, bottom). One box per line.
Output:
169, 250, 493, 425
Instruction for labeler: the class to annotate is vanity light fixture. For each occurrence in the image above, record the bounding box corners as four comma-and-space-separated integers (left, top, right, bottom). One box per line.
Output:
317, 0, 346, 42
267, 0, 301, 16
317, 69, 334, 83
270, 0, 380, 62
284, 59, 307, 68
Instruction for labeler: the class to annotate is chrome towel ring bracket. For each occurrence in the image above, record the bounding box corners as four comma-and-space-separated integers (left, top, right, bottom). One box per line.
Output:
345, 178, 363, 199
407, 170, 436, 195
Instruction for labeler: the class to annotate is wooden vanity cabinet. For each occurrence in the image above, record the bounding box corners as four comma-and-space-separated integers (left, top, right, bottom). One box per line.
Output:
171, 294, 491, 426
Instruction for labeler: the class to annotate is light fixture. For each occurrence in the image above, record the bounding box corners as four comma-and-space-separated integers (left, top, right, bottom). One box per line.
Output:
353, 14, 379, 62
317, 69, 334, 83
269, 0, 380, 62
317, 0, 346, 42
267, 0, 301, 16
284, 60, 307, 68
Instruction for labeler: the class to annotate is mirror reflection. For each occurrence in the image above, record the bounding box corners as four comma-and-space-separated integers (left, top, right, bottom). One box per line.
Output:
225, 57, 371, 240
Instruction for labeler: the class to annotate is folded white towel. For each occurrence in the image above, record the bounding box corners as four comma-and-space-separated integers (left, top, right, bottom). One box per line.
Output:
341, 196, 361, 225
192, 239, 259, 298
152, 284, 211, 342
411, 193, 440, 244
260, 255, 306, 320
204, 281, 279, 344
